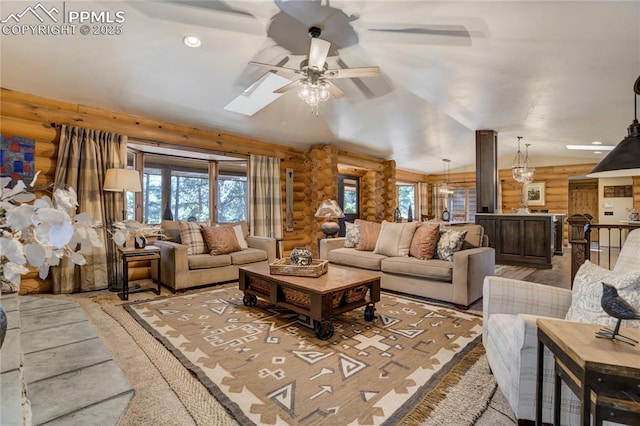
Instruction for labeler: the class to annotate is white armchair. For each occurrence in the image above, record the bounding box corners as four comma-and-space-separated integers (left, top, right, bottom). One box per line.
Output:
483, 228, 640, 425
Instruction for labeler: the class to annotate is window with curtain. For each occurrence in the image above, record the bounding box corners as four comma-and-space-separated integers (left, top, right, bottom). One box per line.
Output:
397, 182, 417, 220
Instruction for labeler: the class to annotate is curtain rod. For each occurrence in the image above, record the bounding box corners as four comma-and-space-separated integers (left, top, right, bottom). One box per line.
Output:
129, 137, 250, 159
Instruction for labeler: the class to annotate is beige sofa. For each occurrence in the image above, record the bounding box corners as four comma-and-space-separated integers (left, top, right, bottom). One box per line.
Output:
152, 221, 276, 291
319, 223, 495, 308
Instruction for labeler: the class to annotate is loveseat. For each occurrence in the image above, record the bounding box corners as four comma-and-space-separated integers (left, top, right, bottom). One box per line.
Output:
152, 220, 276, 291
319, 220, 495, 308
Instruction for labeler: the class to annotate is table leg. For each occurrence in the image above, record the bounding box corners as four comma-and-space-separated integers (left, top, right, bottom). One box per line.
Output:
554, 362, 562, 425
581, 386, 591, 426
155, 256, 161, 295
536, 337, 544, 425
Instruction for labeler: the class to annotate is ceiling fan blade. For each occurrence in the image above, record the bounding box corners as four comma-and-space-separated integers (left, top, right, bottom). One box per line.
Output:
326, 81, 346, 99
324, 66, 380, 79
273, 80, 301, 94
249, 61, 303, 75
368, 24, 470, 38
308, 38, 331, 70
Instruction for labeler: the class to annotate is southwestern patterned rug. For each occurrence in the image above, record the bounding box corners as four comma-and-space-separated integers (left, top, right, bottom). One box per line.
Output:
125, 287, 482, 426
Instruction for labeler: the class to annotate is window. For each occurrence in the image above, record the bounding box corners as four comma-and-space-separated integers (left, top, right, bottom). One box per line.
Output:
126, 151, 136, 221
450, 188, 477, 222
217, 162, 247, 223
397, 183, 416, 221
131, 149, 248, 225
142, 154, 210, 224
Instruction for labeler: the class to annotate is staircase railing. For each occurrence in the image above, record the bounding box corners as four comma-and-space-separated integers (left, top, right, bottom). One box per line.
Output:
567, 214, 640, 283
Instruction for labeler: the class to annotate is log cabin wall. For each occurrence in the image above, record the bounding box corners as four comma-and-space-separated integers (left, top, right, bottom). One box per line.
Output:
1, 88, 401, 292
1, 88, 310, 293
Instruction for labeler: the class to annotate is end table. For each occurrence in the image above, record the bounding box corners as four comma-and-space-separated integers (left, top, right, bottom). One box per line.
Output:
117, 245, 161, 301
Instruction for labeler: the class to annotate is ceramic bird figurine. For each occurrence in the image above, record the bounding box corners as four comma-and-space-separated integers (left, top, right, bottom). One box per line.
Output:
595, 282, 640, 345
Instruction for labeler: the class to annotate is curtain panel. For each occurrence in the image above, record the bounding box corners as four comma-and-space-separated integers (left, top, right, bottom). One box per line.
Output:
53, 125, 127, 293
250, 155, 283, 239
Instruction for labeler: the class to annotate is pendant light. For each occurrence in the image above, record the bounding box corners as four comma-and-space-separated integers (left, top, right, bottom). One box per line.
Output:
587, 75, 640, 177
438, 159, 454, 198
511, 137, 535, 184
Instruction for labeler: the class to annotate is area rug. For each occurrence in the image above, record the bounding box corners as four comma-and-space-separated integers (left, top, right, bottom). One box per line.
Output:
125, 287, 483, 426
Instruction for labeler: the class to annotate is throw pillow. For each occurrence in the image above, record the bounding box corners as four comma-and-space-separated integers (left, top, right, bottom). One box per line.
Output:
343, 222, 360, 248
178, 221, 209, 255
436, 229, 468, 261
354, 219, 382, 251
202, 226, 242, 255
161, 220, 181, 243
409, 223, 440, 260
232, 224, 249, 249
373, 221, 420, 257
565, 260, 640, 328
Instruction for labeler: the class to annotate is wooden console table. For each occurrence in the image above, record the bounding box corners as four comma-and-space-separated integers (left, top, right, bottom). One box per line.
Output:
536, 318, 640, 425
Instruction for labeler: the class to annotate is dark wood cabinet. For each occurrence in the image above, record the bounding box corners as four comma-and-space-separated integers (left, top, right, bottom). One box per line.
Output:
476, 213, 564, 268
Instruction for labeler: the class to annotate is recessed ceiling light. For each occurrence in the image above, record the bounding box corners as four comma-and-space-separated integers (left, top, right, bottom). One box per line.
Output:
594, 151, 602, 154
566, 144, 615, 151
183, 36, 201, 48
591, 141, 602, 145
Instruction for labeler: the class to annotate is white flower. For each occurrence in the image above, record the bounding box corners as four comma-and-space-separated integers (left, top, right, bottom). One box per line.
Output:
0, 176, 102, 291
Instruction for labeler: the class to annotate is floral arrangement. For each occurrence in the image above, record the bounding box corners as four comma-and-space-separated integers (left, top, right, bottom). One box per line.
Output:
111, 219, 162, 248
0, 172, 102, 292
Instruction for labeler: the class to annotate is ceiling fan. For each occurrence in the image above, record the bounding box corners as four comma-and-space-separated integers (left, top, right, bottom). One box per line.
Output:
248, 26, 380, 106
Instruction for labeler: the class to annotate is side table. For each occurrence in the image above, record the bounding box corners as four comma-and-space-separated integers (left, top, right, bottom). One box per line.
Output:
536, 318, 640, 425
117, 245, 161, 301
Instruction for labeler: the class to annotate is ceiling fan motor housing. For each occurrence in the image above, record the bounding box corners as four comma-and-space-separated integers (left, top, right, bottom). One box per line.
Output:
308, 26, 322, 38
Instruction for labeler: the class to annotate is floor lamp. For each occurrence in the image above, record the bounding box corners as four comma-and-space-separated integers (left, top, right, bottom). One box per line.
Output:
104, 168, 142, 291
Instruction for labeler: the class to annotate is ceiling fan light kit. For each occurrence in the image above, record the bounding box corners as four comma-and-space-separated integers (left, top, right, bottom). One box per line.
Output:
247, 26, 380, 115
587, 75, 640, 178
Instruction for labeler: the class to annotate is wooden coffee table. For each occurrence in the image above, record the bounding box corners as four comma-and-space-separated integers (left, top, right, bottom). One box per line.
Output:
239, 264, 380, 340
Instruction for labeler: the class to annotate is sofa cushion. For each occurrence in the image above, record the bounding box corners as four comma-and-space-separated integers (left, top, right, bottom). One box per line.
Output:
381, 257, 453, 281
565, 260, 640, 327
343, 222, 360, 248
436, 229, 468, 261
202, 225, 242, 255
188, 254, 232, 270
374, 221, 420, 257
230, 248, 268, 265
179, 221, 209, 255
409, 223, 440, 260
327, 247, 385, 271
161, 220, 181, 243
354, 219, 381, 251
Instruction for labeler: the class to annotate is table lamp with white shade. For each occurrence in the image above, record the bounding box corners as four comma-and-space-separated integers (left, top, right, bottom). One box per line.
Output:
315, 199, 345, 238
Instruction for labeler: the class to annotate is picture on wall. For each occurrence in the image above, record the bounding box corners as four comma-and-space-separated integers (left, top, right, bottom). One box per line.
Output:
524, 182, 545, 206
0, 134, 36, 184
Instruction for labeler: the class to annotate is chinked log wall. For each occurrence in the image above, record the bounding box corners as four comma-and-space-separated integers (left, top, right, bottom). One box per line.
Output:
0, 88, 399, 293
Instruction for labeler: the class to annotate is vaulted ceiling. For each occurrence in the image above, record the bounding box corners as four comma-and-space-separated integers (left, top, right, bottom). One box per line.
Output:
1, 0, 639, 174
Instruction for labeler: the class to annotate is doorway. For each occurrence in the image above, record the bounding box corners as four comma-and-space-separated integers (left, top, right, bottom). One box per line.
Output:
338, 175, 359, 236
568, 178, 599, 241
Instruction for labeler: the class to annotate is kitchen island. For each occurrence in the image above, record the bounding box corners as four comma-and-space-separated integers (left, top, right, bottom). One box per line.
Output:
475, 213, 565, 268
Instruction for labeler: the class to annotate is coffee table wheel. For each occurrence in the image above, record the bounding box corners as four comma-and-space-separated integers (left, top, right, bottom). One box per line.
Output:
315, 321, 334, 340
243, 294, 257, 307
364, 304, 376, 321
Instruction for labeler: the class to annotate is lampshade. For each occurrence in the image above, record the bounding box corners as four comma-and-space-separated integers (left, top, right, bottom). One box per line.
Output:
104, 168, 142, 192
588, 75, 640, 178
587, 120, 640, 177
314, 199, 345, 219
